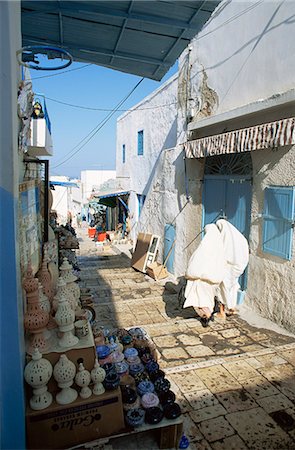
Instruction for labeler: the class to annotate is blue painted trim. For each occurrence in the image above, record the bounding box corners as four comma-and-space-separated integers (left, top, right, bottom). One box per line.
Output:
137, 130, 144, 156
0, 187, 26, 449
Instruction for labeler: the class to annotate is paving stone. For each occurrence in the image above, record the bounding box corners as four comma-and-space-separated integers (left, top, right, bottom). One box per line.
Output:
190, 404, 227, 423
258, 364, 295, 400
256, 393, 294, 413
220, 328, 241, 338
255, 354, 287, 367
226, 407, 294, 449
245, 357, 264, 369
175, 391, 193, 413
280, 349, 295, 366
153, 335, 178, 348
239, 344, 265, 352
215, 347, 241, 356
198, 416, 235, 442
184, 389, 219, 410
196, 365, 242, 393
222, 360, 260, 381
227, 335, 255, 347
241, 376, 280, 399
161, 347, 189, 360
186, 345, 215, 358
187, 440, 212, 450
177, 333, 202, 346
170, 371, 206, 393
210, 434, 248, 450
182, 413, 204, 442
216, 389, 258, 413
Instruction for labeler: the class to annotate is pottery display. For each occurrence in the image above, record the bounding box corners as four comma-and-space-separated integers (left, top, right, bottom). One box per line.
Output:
164, 402, 181, 419
101, 362, 116, 375
96, 345, 111, 360
124, 348, 138, 360
24, 348, 53, 410
38, 282, 51, 340
158, 390, 176, 406
103, 371, 120, 391
141, 392, 160, 409
55, 294, 79, 348
149, 369, 166, 383
120, 374, 136, 390
23, 266, 49, 353
144, 406, 164, 425
74, 319, 89, 339
154, 377, 171, 394
121, 387, 141, 411
53, 355, 78, 405
129, 363, 144, 377
137, 381, 155, 397
91, 359, 106, 395
53, 278, 73, 311
75, 362, 92, 399
59, 258, 80, 308
125, 408, 145, 427
37, 252, 53, 300
145, 360, 159, 374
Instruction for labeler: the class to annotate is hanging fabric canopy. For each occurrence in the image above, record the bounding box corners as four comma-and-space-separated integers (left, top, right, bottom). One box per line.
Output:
184, 117, 295, 158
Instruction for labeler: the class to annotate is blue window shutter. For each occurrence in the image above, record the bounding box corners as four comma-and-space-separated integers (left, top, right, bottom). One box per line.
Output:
122, 144, 126, 163
262, 186, 295, 260
137, 130, 143, 155
137, 194, 146, 216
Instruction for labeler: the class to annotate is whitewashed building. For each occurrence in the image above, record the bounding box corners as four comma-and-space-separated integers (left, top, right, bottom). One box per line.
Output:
116, 0, 295, 333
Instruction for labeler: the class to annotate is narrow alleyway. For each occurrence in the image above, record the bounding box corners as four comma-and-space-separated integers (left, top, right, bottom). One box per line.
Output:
77, 229, 295, 450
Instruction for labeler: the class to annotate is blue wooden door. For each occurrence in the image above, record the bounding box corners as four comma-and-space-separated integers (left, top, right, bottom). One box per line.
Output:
164, 224, 175, 274
203, 175, 252, 289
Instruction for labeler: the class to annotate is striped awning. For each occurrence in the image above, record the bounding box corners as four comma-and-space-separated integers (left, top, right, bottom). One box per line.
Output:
184, 117, 295, 158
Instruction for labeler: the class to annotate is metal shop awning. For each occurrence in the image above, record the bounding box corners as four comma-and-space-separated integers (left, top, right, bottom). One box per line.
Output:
184, 117, 295, 159
94, 190, 129, 208
21, 0, 220, 81
50, 180, 79, 187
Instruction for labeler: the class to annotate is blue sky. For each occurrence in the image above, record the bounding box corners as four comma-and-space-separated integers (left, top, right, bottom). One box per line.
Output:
31, 61, 178, 179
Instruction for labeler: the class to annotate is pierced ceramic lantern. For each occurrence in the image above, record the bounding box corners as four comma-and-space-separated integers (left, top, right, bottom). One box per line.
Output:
55, 294, 79, 348
91, 359, 106, 395
23, 266, 49, 354
38, 282, 51, 340
24, 348, 53, 410
75, 362, 92, 399
60, 258, 80, 307
53, 354, 77, 405
52, 277, 73, 311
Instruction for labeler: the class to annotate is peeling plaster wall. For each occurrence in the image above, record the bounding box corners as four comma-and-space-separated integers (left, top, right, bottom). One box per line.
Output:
116, 74, 178, 240
183, 0, 295, 118
136, 146, 204, 277
248, 145, 295, 332
178, 0, 295, 331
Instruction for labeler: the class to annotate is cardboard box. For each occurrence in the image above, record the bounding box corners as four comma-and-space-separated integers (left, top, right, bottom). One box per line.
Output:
26, 388, 125, 449
146, 262, 168, 281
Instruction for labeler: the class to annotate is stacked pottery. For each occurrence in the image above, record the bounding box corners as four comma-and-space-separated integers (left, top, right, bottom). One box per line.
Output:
24, 348, 53, 410
53, 355, 77, 405
125, 408, 145, 427
38, 282, 51, 340
55, 293, 79, 348
96, 345, 113, 365
91, 359, 106, 395
112, 350, 129, 378
52, 277, 71, 312
137, 381, 155, 397
141, 393, 160, 409
59, 258, 80, 311
121, 387, 140, 412
75, 363, 91, 399
23, 266, 49, 354
37, 252, 54, 301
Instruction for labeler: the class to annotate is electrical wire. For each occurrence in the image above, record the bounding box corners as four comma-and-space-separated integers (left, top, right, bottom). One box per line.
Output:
30, 63, 92, 80
52, 77, 144, 169
40, 94, 177, 112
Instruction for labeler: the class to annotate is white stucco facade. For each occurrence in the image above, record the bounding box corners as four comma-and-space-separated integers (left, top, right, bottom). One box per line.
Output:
116, 74, 178, 239
116, 0, 295, 333
80, 170, 116, 205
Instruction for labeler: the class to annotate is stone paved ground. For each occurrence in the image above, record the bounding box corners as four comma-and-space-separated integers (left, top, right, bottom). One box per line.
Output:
76, 229, 295, 450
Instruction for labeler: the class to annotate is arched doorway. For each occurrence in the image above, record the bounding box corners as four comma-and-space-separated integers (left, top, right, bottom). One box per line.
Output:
202, 153, 252, 289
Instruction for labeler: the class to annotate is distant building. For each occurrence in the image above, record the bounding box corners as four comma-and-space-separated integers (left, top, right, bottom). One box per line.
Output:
50, 176, 81, 225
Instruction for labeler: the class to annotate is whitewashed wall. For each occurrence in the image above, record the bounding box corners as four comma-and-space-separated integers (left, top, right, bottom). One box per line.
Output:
81, 170, 116, 204
178, 0, 295, 332
116, 74, 178, 239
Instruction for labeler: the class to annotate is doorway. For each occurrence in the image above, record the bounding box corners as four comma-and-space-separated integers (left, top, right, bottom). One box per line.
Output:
202, 153, 252, 289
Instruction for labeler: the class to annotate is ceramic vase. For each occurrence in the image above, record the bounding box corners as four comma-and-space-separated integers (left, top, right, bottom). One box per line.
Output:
23, 266, 49, 354
59, 258, 80, 309
53, 277, 72, 312
37, 252, 53, 300
91, 359, 106, 395
53, 355, 78, 404
24, 348, 53, 410
75, 363, 92, 399
38, 282, 51, 340
55, 294, 79, 348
